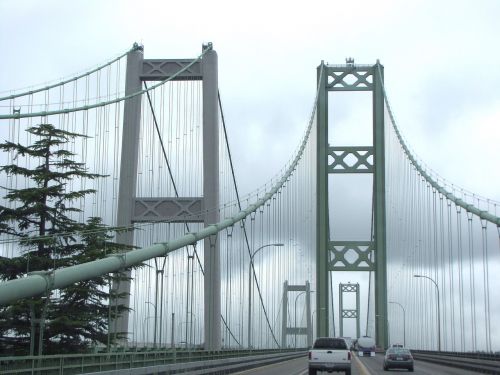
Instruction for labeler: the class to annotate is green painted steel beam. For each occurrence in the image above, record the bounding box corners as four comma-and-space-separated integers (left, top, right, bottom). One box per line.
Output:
373, 62, 388, 349
316, 62, 329, 338
329, 241, 375, 271
325, 65, 374, 91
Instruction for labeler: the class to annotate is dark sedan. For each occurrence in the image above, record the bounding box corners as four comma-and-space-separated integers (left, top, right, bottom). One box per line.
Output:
383, 347, 414, 372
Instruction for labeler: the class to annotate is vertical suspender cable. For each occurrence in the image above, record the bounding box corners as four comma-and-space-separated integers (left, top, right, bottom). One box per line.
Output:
438, 194, 447, 349
456, 206, 465, 351
466, 212, 476, 351
446, 199, 456, 350
480, 220, 491, 352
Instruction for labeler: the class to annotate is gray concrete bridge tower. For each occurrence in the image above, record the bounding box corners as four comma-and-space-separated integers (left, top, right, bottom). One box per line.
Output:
281, 281, 313, 348
111, 43, 221, 350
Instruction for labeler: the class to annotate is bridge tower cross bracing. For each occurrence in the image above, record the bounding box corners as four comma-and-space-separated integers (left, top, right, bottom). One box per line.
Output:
111, 43, 221, 350
316, 60, 388, 348
339, 283, 361, 339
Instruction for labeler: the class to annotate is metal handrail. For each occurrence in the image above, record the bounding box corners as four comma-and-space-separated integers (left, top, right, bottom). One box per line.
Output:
0, 348, 305, 375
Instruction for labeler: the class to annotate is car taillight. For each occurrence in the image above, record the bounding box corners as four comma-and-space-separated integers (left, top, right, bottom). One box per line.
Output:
348, 352, 351, 360
309, 351, 311, 360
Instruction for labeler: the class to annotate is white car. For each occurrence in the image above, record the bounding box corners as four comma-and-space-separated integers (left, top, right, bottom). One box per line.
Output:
308, 337, 351, 375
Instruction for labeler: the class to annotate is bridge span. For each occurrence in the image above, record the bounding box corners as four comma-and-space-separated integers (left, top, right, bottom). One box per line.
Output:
0, 42, 498, 374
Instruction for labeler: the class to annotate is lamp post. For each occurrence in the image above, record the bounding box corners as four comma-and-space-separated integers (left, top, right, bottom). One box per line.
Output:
143, 316, 155, 346
311, 310, 316, 344
294, 290, 314, 348
294, 291, 306, 348
248, 243, 284, 349
146, 301, 157, 348
389, 301, 406, 347
178, 321, 188, 348
414, 274, 441, 351
187, 312, 197, 348
153, 256, 167, 348
178, 313, 197, 349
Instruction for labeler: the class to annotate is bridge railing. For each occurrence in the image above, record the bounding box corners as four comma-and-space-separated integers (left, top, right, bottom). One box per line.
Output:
0, 348, 305, 375
411, 350, 500, 374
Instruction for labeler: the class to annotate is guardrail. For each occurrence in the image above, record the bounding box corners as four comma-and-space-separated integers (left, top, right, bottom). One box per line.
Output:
0, 348, 307, 375
411, 350, 500, 374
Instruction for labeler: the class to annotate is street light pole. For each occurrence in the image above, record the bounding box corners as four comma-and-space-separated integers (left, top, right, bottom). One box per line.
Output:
154, 256, 167, 348
294, 291, 306, 348
311, 310, 316, 344
389, 301, 406, 347
248, 243, 284, 349
187, 312, 197, 348
146, 301, 157, 348
414, 274, 441, 351
178, 313, 197, 349
294, 290, 315, 348
143, 316, 154, 346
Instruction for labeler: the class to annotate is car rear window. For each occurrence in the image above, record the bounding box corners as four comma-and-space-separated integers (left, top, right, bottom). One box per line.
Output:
394, 349, 410, 355
388, 348, 410, 355
313, 338, 347, 349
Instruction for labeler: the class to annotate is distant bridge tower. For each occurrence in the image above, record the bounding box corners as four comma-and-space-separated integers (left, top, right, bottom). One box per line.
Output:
111, 43, 221, 350
339, 283, 360, 339
316, 59, 388, 348
281, 281, 313, 348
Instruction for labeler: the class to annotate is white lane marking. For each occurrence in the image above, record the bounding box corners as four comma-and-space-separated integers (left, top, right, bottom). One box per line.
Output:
353, 353, 372, 375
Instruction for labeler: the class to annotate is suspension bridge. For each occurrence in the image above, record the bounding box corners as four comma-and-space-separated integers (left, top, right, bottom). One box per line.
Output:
0, 43, 498, 374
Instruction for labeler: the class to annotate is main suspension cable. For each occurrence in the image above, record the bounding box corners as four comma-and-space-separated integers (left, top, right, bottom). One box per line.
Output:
0, 46, 132, 101
377, 66, 500, 226
0, 47, 210, 120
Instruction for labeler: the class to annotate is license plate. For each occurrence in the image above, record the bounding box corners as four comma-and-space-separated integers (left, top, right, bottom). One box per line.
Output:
396, 357, 403, 361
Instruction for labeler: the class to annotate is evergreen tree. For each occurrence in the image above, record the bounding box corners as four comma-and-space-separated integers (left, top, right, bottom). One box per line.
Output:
45, 217, 132, 354
0, 123, 131, 355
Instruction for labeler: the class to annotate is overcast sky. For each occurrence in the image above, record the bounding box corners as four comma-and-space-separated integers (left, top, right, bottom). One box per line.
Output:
1, 0, 498, 203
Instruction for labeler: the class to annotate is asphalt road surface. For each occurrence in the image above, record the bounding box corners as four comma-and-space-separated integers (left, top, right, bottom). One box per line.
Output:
232, 353, 483, 374
357, 353, 479, 374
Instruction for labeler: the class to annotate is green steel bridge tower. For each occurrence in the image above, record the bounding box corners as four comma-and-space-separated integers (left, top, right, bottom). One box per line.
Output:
339, 283, 361, 340
316, 60, 388, 349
